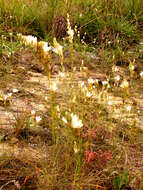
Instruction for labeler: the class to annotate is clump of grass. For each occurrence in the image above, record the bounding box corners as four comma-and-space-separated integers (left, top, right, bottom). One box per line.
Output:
0, 0, 142, 47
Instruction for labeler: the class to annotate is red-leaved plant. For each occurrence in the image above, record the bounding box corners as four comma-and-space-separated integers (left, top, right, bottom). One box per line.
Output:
85, 150, 112, 164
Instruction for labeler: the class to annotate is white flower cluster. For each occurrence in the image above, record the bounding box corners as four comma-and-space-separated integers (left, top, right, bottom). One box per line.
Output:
61, 111, 83, 129
67, 14, 74, 44
71, 113, 83, 129
53, 38, 63, 57
0, 88, 20, 105
17, 33, 53, 56
38, 41, 52, 54
17, 33, 38, 50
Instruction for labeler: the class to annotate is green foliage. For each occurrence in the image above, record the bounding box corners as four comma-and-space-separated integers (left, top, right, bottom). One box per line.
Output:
0, 0, 142, 46
73, 0, 141, 46
113, 169, 133, 190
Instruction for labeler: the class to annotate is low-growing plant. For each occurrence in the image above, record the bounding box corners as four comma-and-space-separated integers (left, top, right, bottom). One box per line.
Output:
12, 108, 31, 138
113, 169, 133, 190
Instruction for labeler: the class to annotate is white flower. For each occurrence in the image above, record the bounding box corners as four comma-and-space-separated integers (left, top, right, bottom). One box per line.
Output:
112, 66, 119, 72
130, 65, 135, 71
82, 66, 88, 71
58, 72, 65, 78
55, 105, 60, 112
17, 33, 22, 40
86, 91, 92, 98
67, 29, 74, 38
45, 96, 48, 101
77, 31, 80, 38
7, 52, 11, 57
126, 105, 132, 112
53, 46, 63, 55
78, 81, 85, 88
7, 93, 12, 97
66, 14, 74, 43
38, 41, 46, 49
67, 29, 74, 44
102, 81, 108, 85
72, 96, 76, 103
4, 93, 12, 100
73, 67, 76, 71
53, 38, 63, 57
3, 95, 8, 100
95, 79, 99, 84
140, 71, 143, 78
1, 35, 6, 40
12, 88, 19, 93
108, 101, 112, 106
31, 110, 36, 115
74, 141, 79, 153
62, 117, 68, 124
35, 116, 42, 123
21, 35, 37, 49
40, 41, 51, 54
71, 113, 83, 129
88, 78, 94, 85
50, 82, 57, 92
42, 42, 52, 53
81, 60, 84, 65
120, 79, 129, 89
114, 75, 120, 81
